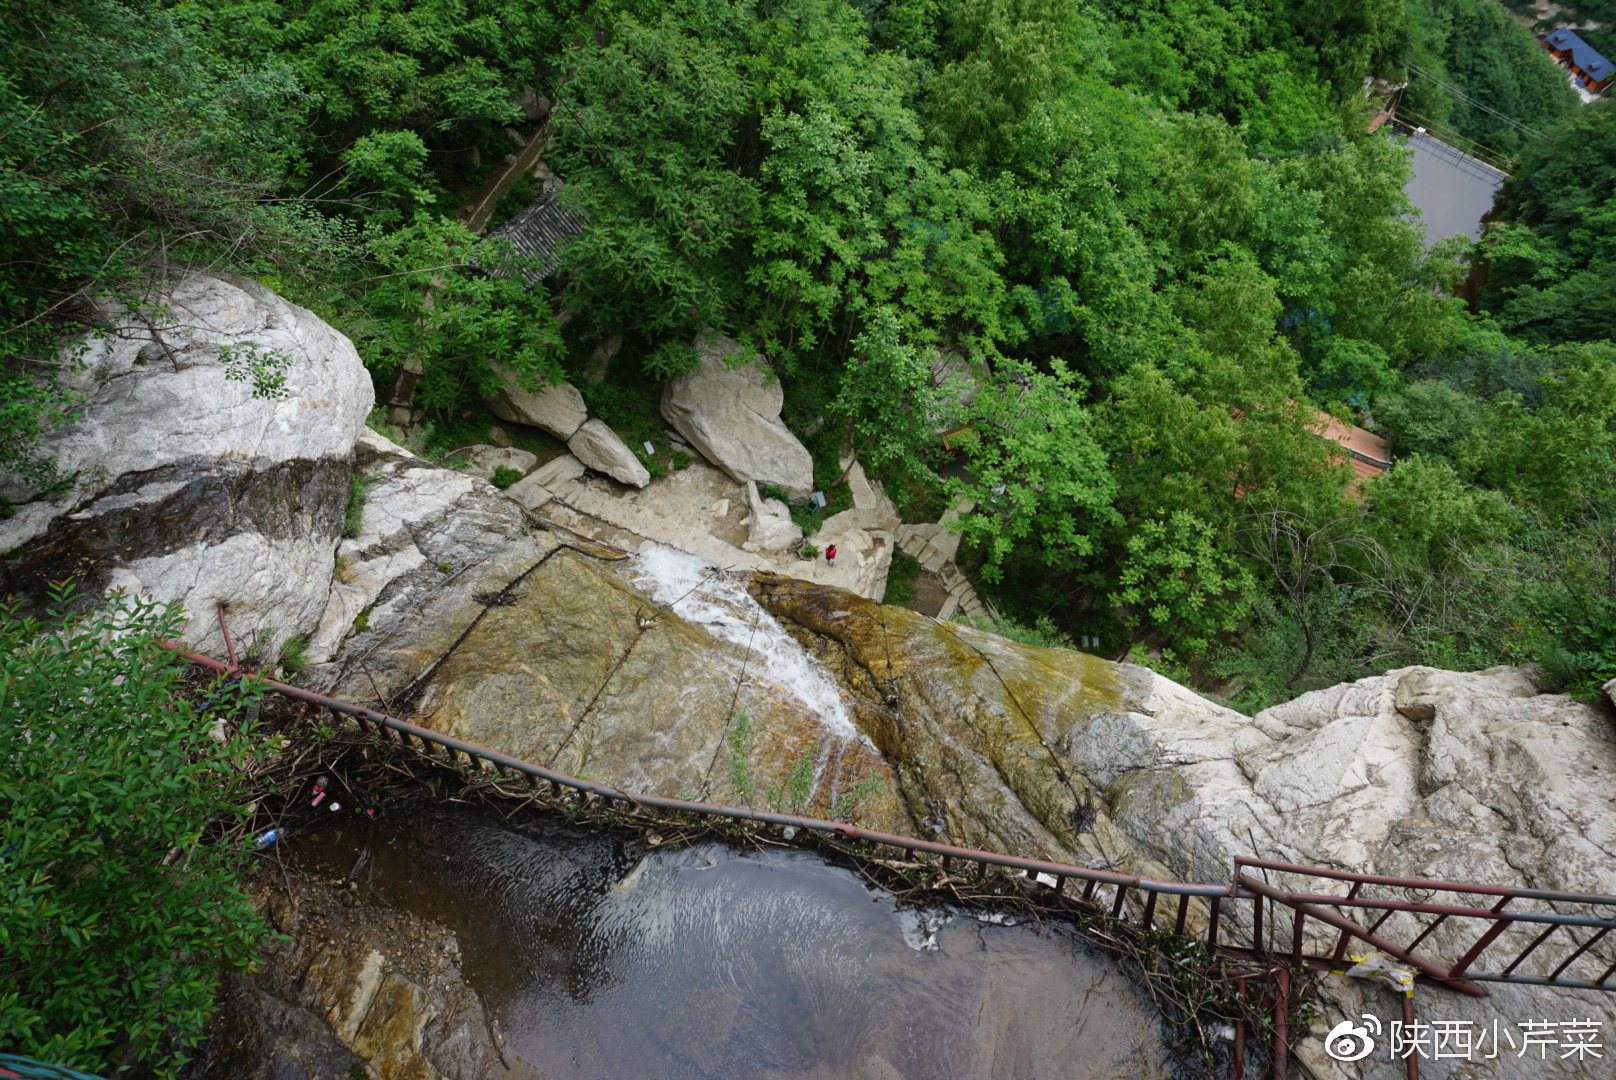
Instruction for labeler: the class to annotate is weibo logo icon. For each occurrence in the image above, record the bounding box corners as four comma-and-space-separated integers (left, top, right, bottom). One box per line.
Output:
1324, 1015, 1382, 1061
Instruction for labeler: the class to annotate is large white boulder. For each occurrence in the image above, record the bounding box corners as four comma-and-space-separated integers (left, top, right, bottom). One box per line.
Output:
0, 272, 371, 657
567, 418, 649, 488
485, 366, 587, 439
743, 480, 802, 551
660, 334, 814, 498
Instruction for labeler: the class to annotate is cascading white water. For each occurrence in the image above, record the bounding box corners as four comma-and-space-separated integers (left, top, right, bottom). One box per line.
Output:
629, 543, 860, 742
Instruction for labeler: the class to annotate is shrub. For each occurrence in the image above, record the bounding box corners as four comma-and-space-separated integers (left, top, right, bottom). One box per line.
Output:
489, 465, 523, 490
961, 611, 1075, 650
883, 550, 922, 606
343, 475, 379, 538
0, 587, 269, 1074
278, 635, 311, 674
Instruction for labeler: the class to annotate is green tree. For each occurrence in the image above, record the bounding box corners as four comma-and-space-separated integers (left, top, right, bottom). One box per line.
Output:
1110, 511, 1256, 650
1482, 102, 1616, 345
832, 309, 954, 497
1373, 379, 1483, 457
947, 360, 1119, 582
0, 589, 267, 1075
926, 0, 1095, 167
1452, 342, 1616, 515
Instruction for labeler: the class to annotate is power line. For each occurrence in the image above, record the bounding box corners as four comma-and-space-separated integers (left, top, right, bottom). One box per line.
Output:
1401, 60, 1547, 142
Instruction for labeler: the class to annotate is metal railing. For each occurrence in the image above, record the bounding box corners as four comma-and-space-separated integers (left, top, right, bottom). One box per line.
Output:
168, 641, 1616, 1080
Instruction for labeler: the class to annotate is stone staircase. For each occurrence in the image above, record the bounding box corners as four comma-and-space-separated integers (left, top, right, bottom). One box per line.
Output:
894, 503, 987, 622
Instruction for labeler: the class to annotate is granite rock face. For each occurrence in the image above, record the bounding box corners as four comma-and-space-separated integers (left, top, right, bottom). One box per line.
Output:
0, 271, 371, 656
305, 429, 526, 664
660, 334, 813, 498
484, 366, 587, 439
751, 575, 1616, 1080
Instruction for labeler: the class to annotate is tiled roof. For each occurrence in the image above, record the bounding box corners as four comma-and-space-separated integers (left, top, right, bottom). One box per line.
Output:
1546, 28, 1614, 83
484, 187, 586, 281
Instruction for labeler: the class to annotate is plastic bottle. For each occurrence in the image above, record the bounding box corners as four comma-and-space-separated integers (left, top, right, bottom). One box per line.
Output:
253, 829, 281, 849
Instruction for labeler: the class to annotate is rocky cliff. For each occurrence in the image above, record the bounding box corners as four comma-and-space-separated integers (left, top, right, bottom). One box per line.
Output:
0, 271, 372, 656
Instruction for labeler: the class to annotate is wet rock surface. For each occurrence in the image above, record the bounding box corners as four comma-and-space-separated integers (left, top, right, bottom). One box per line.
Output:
322, 538, 906, 833
186, 852, 505, 1080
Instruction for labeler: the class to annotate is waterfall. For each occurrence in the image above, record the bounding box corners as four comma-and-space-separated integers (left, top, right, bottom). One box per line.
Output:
629, 543, 861, 742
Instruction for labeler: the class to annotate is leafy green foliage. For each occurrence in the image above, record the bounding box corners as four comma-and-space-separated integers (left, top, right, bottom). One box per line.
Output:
219, 344, 293, 400
6, 0, 1610, 700
882, 549, 922, 606
489, 466, 524, 490
1111, 512, 1256, 651
1480, 102, 1616, 345
949, 361, 1117, 583
960, 610, 1075, 650
0, 588, 267, 1074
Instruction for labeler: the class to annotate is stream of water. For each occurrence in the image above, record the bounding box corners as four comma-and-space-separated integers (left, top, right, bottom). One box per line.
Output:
629, 543, 861, 742
293, 806, 1172, 1080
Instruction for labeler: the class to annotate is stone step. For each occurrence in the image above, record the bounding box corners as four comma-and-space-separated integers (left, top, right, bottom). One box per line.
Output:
936, 593, 959, 621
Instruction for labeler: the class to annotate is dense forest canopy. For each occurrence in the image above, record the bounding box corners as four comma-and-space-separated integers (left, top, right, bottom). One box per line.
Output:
2, 0, 1613, 723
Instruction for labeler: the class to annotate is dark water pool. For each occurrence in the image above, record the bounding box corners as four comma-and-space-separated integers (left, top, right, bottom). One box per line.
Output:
289, 807, 1171, 1080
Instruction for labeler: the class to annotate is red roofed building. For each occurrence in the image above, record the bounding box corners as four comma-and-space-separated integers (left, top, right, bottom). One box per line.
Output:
1311, 411, 1391, 481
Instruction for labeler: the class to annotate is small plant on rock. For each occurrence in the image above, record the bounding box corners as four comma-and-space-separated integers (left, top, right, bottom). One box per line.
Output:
489, 465, 523, 490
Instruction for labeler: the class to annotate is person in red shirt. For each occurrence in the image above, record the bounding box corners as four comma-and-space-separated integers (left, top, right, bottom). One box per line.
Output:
825, 544, 838, 565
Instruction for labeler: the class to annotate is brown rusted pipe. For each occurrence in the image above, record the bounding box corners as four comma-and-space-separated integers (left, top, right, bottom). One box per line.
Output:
1237, 855, 1616, 908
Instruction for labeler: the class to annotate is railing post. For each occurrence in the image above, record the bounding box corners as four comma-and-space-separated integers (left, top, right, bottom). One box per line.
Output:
1448, 897, 1513, 978
1401, 994, 1419, 1080
1272, 967, 1290, 1080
